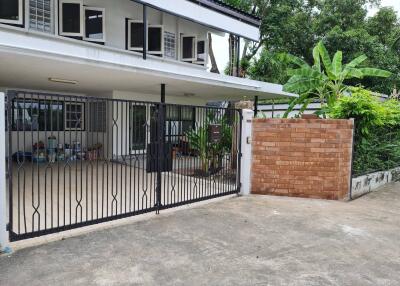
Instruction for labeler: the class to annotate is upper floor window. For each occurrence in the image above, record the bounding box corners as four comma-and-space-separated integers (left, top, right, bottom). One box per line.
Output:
59, 1, 105, 43
148, 25, 163, 56
180, 35, 207, 66
180, 35, 196, 62
59, 0, 83, 37
29, 0, 52, 33
196, 40, 207, 65
164, 31, 176, 60
127, 20, 144, 52
0, 0, 23, 25
127, 21, 163, 56
84, 7, 105, 42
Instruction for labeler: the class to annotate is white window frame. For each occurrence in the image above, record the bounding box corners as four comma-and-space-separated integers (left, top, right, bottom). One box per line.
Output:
180, 35, 197, 62
64, 102, 85, 131
147, 24, 164, 56
0, 0, 23, 25
128, 19, 145, 52
59, 0, 83, 37
194, 38, 208, 66
83, 6, 106, 43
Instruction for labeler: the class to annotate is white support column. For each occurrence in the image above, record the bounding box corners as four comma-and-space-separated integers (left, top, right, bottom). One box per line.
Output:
240, 109, 254, 196
0, 93, 9, 250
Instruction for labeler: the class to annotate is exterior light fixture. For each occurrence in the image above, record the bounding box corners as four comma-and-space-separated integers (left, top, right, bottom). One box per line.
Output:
48, 78, 78, 85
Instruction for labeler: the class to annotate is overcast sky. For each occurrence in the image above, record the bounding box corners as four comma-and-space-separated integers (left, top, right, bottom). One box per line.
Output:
214, 1, 400, 72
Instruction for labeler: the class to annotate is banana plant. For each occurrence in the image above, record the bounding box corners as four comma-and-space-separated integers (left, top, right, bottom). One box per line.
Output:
283, 41, 391, 118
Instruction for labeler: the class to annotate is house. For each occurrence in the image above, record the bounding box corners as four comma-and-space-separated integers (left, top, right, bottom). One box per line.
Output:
0, 0, 293, 245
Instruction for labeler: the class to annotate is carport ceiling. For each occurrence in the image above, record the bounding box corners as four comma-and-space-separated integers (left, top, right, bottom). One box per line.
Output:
0, 50, 288, 100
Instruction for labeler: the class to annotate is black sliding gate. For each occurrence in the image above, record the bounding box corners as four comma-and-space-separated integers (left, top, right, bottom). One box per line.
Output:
6, 91, 242, 241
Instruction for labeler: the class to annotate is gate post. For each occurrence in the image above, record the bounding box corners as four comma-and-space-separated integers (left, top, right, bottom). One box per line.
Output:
240, 109, 254, 196
0, 92, 10, 250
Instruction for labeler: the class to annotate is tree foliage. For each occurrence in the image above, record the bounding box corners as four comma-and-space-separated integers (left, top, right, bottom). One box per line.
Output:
221, 0, 400, 95
282, 41, 391, 117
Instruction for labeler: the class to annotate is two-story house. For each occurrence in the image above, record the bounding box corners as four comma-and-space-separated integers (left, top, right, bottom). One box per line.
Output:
0, 0, 293, 244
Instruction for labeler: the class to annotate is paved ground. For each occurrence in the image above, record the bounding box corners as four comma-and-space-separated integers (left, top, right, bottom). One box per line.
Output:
1, 183, 400, 286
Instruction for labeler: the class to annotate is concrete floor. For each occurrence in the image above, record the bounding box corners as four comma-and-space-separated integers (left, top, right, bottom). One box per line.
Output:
1, 183, 400, 286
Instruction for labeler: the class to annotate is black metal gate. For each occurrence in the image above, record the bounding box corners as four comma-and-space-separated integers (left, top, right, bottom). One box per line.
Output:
6, 91, 242, 241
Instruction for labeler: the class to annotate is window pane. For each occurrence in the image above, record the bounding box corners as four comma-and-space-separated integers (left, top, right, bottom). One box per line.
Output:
130, 105, 146, 151
12, 99, 64, 131
197, 41, 206, 62
0, 0, 19, 20
182, 37, 194, 59
89, 101, 106, 132
62, 3, 81, 33
30, 0, 52, 33
166, 106, 179, 120
85, 9, 104, 40
148, 27, 162, 52
181, 107, 194, 120
65, 102, 84, 130
130, 22, 144, 49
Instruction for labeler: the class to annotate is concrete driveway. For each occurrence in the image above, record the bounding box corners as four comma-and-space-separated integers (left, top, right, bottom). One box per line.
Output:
1, 183, 400, 286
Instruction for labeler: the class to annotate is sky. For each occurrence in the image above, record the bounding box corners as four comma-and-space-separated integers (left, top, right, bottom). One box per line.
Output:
214, 0, 400, 72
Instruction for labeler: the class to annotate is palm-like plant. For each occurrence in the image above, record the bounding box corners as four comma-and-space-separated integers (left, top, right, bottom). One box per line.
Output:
186, 111, 233, 174
283, 41, 391, 117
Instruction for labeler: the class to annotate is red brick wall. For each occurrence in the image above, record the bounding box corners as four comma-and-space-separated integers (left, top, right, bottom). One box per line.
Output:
251, 118, 354, 200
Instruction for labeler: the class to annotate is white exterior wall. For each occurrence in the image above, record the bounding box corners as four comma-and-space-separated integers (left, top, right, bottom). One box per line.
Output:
40, 0, 211, 67
240, 109, 253, 196
5, 90, 113, 155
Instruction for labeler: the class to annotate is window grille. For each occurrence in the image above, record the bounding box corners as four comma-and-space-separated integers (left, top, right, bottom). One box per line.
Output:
29, 0, 52, 33
164, 31, 176, 59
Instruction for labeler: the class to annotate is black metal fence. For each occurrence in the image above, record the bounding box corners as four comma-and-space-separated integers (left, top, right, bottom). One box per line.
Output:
6, 91, 242, 241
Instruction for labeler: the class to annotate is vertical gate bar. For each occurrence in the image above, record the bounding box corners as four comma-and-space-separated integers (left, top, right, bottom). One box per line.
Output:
87, 98, 90, 221
119, 101, 123, 214
156, 103, 162, 213
50, 94, 54, 229
22, 93, 27, 233
44, 94, 48, 230
7, 92, 15, 239
15, 93, 20, 234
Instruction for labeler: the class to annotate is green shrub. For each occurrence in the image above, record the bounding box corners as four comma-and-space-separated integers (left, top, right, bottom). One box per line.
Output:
329, 88, 400, 175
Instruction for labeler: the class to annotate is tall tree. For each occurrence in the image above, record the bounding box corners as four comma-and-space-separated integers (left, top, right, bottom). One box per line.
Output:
222, 0, 400, 95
